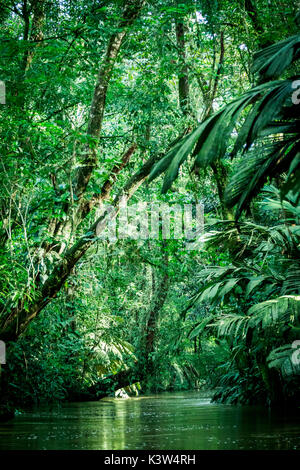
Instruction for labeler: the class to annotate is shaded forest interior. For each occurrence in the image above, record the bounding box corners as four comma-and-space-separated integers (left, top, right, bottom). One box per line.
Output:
0, 0, 299, 419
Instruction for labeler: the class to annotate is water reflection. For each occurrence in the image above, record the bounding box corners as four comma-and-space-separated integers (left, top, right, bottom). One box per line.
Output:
0, 391, 299, 450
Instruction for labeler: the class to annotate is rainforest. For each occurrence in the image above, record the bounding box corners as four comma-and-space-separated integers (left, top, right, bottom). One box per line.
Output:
0, 0, 299, 452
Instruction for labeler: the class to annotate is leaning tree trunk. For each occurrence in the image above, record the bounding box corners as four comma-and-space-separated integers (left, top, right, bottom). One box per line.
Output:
0, 0, 146, 417
68, 366, 143, 402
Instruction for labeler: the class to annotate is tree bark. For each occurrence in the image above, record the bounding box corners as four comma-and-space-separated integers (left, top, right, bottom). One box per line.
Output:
22, 0, 46, 74
244, 0, 271, 49
0, 152, 160, 343
74, 0, 145, 201
43, 143, 138, 256
211, 160, 234, 220
76, 144, 137, 224
144, 242, 169, 375
194, 31, 233, 219
175, 19, 191, 116
0, 1, 146, 342
41, 0, 145, 252
69, 366, 143, 401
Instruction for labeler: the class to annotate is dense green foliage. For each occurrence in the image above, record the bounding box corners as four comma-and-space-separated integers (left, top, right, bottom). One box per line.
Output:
0, 0, 299, 416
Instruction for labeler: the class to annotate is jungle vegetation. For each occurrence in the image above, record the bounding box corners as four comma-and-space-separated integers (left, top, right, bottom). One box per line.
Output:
0, 0, 299, 418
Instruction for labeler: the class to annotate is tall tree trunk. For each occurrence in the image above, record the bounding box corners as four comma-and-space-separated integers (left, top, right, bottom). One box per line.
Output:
144, 243, 169, 377
74, 0, 145, 202
244, 0, 271, 49
22, 0, 46, 74
0, 0, 146, 343
194, 31, 233, 220
0, 124, 190, 344
42, 0, 145, 251
211, 161, 234, 220
175, 19, 191, 116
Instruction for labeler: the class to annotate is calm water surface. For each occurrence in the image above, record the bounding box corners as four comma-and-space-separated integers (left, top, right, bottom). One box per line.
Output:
0, 391, 299, 450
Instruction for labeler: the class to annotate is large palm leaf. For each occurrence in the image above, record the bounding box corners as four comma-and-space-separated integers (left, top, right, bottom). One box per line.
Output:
252, 34, 300, 80
212, 295, 300, 340
190, 190, 300, 311
267, 343, 300, 377
149, 34, 300, 217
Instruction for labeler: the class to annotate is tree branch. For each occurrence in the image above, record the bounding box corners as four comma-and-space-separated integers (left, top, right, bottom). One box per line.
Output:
0, 151, 158, 342
74, 0, 145, 200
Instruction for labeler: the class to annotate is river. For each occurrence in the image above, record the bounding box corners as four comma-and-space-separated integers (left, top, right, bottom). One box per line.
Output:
0, 391, 299, 450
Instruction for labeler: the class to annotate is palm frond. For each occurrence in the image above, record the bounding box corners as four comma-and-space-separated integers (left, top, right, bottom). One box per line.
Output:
212, 295, 300, 340
188, 315, 215, 339
247, 295, 300, 329
148, 114, 220, 191
211, 314, 250, 338
148, 33, 300, 216
225, 137, 300, 218
231, 80, 299, 158
252, 34, 300, 80
267, 343, 300, 377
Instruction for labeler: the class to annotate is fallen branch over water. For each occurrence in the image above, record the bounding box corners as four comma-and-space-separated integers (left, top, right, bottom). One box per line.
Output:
68, 366, 143, 402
